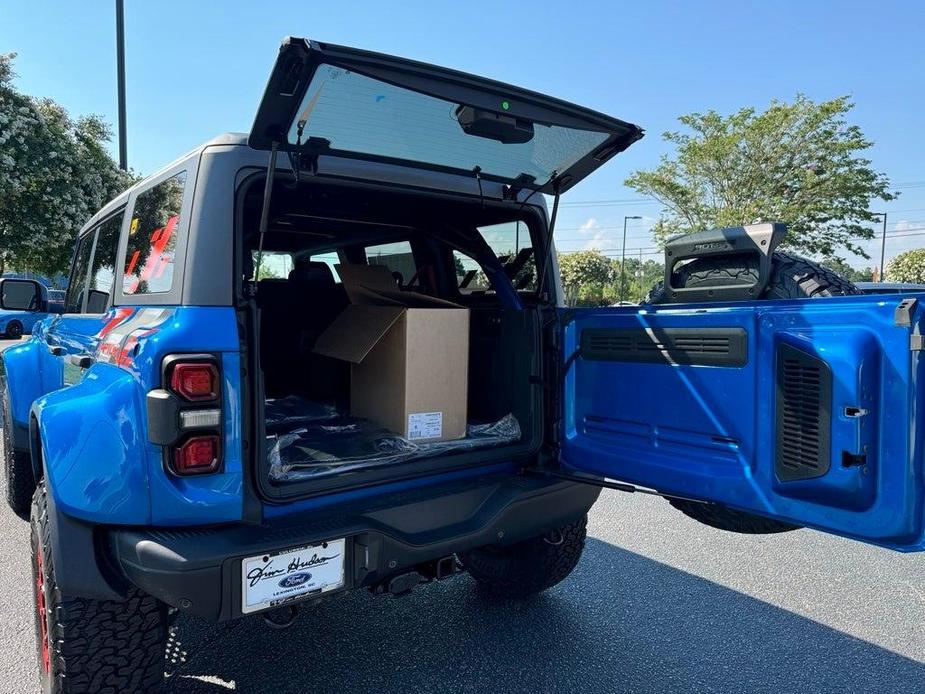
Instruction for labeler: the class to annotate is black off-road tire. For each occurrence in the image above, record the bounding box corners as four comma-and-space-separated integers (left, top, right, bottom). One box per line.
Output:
666, 499, 801, 534
3, 381, 35, 520
648, 250, 859, 534
461, 516, 587, 598
6, 320, 24, 339
31, 482, 167, 694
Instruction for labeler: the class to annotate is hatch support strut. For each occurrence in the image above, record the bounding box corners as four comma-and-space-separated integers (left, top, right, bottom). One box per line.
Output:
536, 178, 561, 302
253, 141, 280, 284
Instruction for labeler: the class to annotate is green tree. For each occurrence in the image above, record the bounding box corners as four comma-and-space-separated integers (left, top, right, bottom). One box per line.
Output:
625, 95, 896, 260
821, 258, 873, 283
618, 257, 665, 303
453, 254, 466, 278
558, 250, 614, 305
252, 256, 284, 280
0, 53, 133, 276
885, 249, 925, 284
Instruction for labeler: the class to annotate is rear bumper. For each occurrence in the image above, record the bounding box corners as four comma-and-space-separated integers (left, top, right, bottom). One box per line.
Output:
109, 473, 600, 621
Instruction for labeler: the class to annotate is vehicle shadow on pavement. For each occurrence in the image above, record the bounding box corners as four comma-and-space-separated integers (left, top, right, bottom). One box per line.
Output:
162, 538, 925, 694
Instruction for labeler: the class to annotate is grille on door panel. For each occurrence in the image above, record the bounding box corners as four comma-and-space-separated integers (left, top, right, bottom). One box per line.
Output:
580, 327, 747, 366
775, 342, 832, 481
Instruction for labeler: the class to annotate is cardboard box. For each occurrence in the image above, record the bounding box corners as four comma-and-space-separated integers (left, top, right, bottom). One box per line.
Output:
313, 264, 469, 442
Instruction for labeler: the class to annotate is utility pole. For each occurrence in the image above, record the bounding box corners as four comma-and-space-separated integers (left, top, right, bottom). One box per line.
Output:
875, 212, 888, 282
631, 246, 644, 303
619, 215, 642, 303
116, 0, 127, 170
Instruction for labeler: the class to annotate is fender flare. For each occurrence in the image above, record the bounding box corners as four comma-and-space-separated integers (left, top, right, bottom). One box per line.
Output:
29, 365, 152, 525
0, 340, 46, 453
29, 396, 139, 603
41, 468, 126, 601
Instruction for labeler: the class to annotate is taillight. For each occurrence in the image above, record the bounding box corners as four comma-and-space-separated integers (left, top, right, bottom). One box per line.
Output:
170, 362, 219, 402
173, 435, 221, 475
154, 355, 224, 476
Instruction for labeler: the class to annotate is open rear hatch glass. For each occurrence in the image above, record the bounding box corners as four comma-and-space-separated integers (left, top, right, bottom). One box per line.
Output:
249, 38, 643, 194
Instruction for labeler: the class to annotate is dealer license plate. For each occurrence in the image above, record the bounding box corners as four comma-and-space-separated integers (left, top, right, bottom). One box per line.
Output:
241, 538, 346, 614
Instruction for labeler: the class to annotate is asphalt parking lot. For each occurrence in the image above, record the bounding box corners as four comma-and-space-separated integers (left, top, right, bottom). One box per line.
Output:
0, 339, 923, 693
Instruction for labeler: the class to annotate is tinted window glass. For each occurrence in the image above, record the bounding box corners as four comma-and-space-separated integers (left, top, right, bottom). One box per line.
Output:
86, 213, 124, 313
289, 64, 610, 186
252, 251, 293, 280
453, 250, 488, 292
65, 233, 94, 313
1, 280, 39, 311
310, 251, 341, 282
477, 222, 536, 292
366, 242, 416, 285
124, 171, 187, 295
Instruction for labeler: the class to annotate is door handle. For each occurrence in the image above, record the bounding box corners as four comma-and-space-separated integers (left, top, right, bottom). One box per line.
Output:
68, 354, 95, 369
47, 345, 66, 357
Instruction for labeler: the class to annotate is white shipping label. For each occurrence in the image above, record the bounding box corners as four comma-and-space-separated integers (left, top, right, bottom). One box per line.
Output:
408, 411, 443, 440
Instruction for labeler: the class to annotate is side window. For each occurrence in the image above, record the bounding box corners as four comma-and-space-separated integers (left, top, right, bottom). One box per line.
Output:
124, 171, 187, 295
309, 251, 342, 282
252, 251, 293, 280
461, 222, 536, 293
86, 213, 124, 313
454, 250, 488, 292
65, 232, 94, 313
365, 241, 416, 285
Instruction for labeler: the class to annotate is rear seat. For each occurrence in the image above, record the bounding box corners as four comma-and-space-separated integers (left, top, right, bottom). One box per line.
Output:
258, 260, 349, 402
257, 278, 297, 397
288, 260, 348, 330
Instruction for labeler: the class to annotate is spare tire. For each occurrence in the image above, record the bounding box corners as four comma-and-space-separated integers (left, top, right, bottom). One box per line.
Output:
648, 250, 860, 304
648, 250, 860, 534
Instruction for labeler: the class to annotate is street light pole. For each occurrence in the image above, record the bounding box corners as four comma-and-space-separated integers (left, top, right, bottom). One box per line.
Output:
116, 0, 127, 170
620, 215, 642, 303
876, 212, 888, 282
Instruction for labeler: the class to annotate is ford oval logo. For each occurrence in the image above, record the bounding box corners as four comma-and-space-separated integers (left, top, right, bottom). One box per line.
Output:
279, 572, 312, 588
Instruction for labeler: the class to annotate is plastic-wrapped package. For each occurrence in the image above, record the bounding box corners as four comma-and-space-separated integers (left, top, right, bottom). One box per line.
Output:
268, 413, 521, 481
265, 396, 341, 433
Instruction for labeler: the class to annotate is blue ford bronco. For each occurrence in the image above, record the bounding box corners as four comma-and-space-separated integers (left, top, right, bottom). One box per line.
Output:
3, 38, 925, 693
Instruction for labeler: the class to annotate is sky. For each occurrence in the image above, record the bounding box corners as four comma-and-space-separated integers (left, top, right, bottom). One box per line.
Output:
2, 0, 924, 269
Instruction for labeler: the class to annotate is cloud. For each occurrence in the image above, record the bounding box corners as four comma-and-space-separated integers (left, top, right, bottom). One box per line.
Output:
578, 218, 611, 251
876, 219, 925, 266
894, 219, 922, 233
852, 219, 925, 268
556, 215, 657, 253
887, 220, 925, 261
584, 234, 609, 251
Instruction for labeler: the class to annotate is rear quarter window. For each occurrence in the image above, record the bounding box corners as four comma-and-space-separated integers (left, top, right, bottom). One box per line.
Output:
65, 233, 94, 313
365, 241, 416, 285
124, 171, 187, 295
86, 212, 124, 313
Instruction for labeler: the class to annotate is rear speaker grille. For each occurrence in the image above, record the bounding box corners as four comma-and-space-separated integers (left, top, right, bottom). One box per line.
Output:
775, 343, 832, 481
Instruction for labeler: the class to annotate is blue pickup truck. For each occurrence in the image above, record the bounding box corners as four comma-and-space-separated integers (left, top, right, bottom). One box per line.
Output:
0, 278, 57, 339
3, 38, 925, 694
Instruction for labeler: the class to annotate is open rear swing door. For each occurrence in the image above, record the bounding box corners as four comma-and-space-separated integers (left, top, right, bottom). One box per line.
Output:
248, 37, 643, 194
559, 268, 925, 552
248, 39, 925, 551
